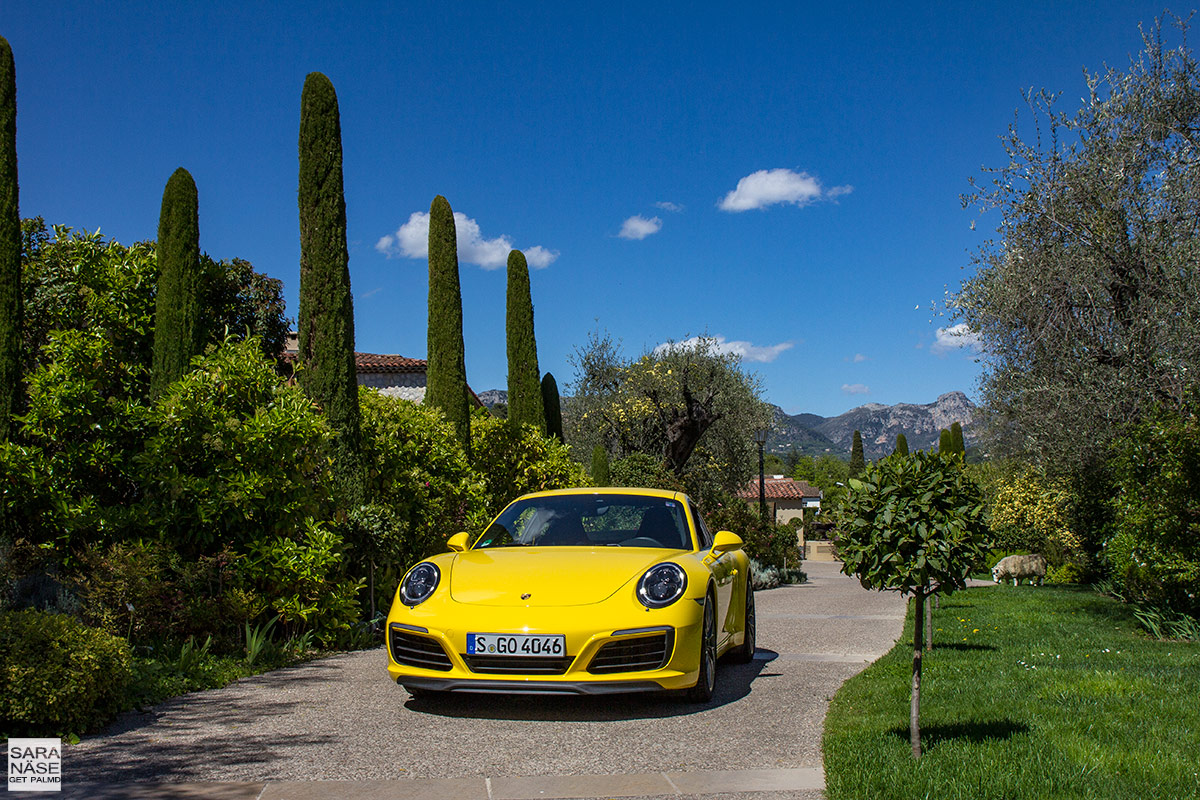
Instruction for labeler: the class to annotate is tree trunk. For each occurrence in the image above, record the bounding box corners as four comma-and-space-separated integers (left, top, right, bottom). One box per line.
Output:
925, 592, 933, 651
369, 560, 376, 620
911, 589, 924, 759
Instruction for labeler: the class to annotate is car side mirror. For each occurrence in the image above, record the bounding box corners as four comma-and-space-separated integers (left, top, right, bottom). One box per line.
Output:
711, 530, 744, 555
446, 532, 470, 552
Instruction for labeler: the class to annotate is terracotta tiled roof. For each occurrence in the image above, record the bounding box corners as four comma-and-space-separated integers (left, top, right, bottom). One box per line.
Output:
280, 351, 427, 374
737, 476, 822, 500
352, 352, 426, 374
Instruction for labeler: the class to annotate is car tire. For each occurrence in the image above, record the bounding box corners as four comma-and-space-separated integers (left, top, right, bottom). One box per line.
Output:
685, 594, 717, 703
729, 582, 756, 664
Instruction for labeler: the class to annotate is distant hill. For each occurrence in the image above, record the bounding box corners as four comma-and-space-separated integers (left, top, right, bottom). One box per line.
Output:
483, 388, 978, 460
767, 392, 978, 459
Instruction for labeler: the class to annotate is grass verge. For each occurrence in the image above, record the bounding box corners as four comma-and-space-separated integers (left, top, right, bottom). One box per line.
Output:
823, 585, 1200, 799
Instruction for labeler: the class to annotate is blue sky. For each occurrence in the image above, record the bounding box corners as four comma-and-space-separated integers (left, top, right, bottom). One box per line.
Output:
4, 1, 1179, 416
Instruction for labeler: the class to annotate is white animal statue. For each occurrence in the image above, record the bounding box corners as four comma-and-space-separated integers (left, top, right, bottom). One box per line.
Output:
991, 554, 1047, 586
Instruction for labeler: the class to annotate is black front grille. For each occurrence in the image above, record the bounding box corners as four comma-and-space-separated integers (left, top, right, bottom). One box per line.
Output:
390, 628, 453, 671
463, 655, 574, 675
587, 631, 673, 674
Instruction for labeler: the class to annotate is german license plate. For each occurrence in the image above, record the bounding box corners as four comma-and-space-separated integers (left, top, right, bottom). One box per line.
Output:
467, 633, 565, 656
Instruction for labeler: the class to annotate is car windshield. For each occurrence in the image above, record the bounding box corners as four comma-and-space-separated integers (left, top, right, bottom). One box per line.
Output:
474, 494, 693, 550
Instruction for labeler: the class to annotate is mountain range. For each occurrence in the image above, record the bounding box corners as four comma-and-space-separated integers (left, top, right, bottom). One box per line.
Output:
479, 389, 978, 461
766, 391, 978, 459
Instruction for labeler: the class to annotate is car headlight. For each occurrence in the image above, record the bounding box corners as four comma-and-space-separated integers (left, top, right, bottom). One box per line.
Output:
400, 562, 440, 606
637, 563, 687, 609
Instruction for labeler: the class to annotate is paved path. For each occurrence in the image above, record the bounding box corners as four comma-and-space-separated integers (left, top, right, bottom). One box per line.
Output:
58, 561, 906, 799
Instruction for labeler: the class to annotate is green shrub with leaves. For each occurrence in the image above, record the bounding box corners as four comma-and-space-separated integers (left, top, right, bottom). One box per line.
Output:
609, 452, 680, 492
836, 450, 991, 758
0, 609, 133, 737
988, 465, 1087, 569
1107, 403, 1200, 616
354, 389, 484, 612
472, 411, 588, 516
238, 518, 362, 646
138, 337, 334, 556
0, 330, 149, 557
75, 540, 258, 652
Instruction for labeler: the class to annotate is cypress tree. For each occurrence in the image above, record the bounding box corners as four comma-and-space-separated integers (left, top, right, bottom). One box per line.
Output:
298, 72, 362, 497
150, 167, 202, 399
591, 445, 610, 486
0, 37, 19, 439
938, 428, 952, 454
950, 421, 965, 455
894, 433, 909, 456
541, 372, 563, 442
849, 430, 865, 477
426, 194, 471, 456
505, 249, 545, 433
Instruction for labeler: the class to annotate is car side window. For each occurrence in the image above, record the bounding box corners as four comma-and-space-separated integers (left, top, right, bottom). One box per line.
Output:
689, 503, 714, 550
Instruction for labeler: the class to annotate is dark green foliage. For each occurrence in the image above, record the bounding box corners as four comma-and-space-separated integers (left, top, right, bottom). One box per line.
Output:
138, 338, 335, 557
75, 540, 254, 651
354, 388, 484, 612
837, 450, 991, 758
1107, 403, 1200, 616
0, 331, 149, 556
950, 422, 965, 455
505, 249, 545, 433
298, 72, 362, 503
472, 412, 587, 515
201, 257, 289, 358
541, 372, 563, 441
591, 444, 610, 485
894, 433, 909, 456
610, 452, 680, 492
20, 220, 287, 377
238, 519, 363, 646
0, 37, 19, 439
838, 451, 991, 594
849, 430, 865, 477
0, 609, 133, 736
426, 195, 471, 456
150, 167, 202, 399
938, 428, 952, 454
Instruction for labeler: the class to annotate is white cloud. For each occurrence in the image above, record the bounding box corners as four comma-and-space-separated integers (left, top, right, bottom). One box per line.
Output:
841, 383, 871, 395
655, 201, 684, 212
357, 287, 383, 300
618, 215, 663, 240
376, 211, 559, 270
853, 353, 868, 363
718, 168, 853, 212
931, 323, 982, 355
654, 335, 793, 364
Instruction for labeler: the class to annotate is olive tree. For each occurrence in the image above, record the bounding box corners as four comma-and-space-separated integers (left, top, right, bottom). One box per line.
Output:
952, 16, 1200, 472
836, 450, 990, 758
568, 331, 769, 490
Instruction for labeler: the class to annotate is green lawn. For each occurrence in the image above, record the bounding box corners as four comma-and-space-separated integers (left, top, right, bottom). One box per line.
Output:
823, 585, 1200, 799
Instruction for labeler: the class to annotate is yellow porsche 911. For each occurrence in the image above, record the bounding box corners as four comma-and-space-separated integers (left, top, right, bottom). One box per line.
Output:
385, 487, 755, 701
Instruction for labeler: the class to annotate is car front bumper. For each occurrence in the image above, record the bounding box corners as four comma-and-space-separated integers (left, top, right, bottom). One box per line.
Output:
385, 597, 706, 694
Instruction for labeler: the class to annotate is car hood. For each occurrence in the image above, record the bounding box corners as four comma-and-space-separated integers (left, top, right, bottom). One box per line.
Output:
448, 547, 684, 607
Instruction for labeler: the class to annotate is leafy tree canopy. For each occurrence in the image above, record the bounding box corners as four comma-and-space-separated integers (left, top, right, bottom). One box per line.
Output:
568, 331, 769, 493
952, 16, 1200, 471
20, 219, 287, 378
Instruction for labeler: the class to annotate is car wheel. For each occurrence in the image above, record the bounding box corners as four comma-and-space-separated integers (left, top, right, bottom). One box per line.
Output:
729, 582, 756, 664
685, 594, 717, 703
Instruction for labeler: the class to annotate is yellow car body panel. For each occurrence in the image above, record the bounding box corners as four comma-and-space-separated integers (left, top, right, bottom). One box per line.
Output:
385, 487, 753, 695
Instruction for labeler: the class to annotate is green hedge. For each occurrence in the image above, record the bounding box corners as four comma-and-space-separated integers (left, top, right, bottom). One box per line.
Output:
0, 609, 132, 737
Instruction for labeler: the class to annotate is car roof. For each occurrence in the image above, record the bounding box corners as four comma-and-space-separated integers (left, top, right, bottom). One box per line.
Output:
517, 487, 692, 503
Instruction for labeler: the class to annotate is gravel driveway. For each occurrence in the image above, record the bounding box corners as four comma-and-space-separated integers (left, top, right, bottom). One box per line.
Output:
55, 561, 905, 798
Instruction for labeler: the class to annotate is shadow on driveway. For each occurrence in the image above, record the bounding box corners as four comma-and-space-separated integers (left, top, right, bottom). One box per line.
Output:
402, 649, 780, 721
